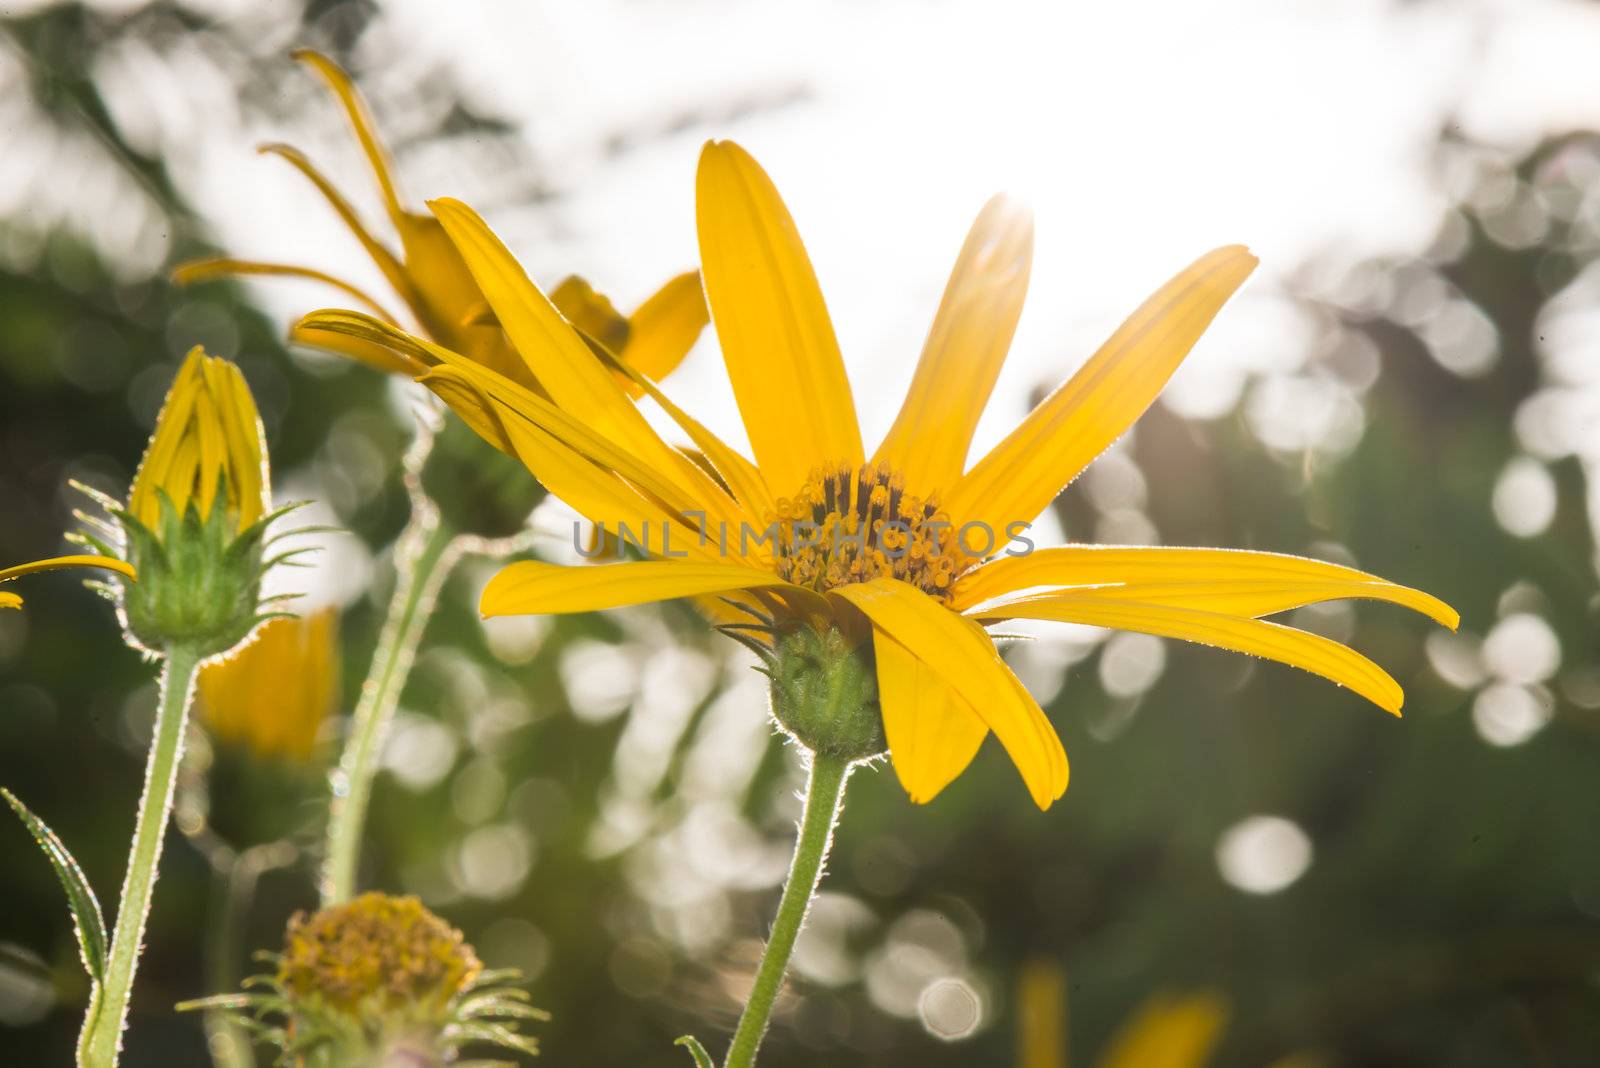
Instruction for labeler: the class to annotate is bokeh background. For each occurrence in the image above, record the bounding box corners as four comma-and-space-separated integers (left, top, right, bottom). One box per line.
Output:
4, 0, 1600, 1064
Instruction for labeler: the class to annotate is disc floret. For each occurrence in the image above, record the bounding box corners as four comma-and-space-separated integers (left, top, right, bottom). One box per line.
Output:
770, 461, 966, 601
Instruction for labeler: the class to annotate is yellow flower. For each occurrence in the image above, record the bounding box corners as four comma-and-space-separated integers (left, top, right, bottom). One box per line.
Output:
174, 50, 707, 393
0, 554, 135, 610
1018, 958, 1227, 1068
128, 346, 269, 535
197, 608, 338, 761
186, 892, 543, 1063
297, 142, 1457, 810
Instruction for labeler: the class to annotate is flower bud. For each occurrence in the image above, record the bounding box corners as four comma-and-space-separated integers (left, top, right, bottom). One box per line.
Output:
114, 347, 275, 658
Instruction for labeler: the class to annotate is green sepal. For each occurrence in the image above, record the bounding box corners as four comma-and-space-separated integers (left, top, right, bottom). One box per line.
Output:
1, 788, 108, 985
768, 623, 886, 761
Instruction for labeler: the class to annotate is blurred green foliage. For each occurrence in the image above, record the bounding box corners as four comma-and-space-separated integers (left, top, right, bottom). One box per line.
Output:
2, 3, 1599, 1067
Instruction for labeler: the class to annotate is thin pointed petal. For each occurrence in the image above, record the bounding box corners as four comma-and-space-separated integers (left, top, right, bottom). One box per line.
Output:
955, 545, 1458, 628
875, 634, 989, 803
982, 594, 1406, 715
696, 141, 862, 491
950, 246, 1256, 533
875, 194, 1033, 490
833, 578, 1068, 808
481, 559, 788, 617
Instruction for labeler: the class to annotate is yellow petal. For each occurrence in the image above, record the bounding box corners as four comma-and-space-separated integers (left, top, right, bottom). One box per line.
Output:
428, 197, 705, 499
955, 545, 1458, 628
950, 246, 1257, 534
298, 309, 715, 525
591, 341, 775, 522
293, 49, 405, 221
1095, 992, 1229, 1068
875, 633, 989, 804
1017, 960, 1067, 1068
619, 270, 710, 386
0, 554, 136, 585
874, 194, 1033, 491
172, 258, 400, 323
481, 559, 787, 617
696, 141, 863, 492
415, 365, 516, 454
0, 592, 21, 610
257, 142, 414, 308
984, 595, 1406, 715
833, 578, 1067, 808
549, 275, 632, 354
289, 320, 426, 377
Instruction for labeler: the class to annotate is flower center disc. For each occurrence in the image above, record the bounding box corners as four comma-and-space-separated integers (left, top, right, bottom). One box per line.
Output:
770, 462, 966, 600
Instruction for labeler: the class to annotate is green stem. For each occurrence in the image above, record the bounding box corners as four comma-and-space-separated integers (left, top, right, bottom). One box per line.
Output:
80, 644, 202, 1068
724, 751, 851, 1068
320, 514, 457, 905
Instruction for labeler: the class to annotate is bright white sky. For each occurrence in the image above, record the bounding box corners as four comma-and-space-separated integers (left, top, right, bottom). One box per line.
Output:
42, 0, 1600, 466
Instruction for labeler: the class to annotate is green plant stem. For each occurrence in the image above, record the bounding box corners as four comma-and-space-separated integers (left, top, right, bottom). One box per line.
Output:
80, 644, 202, 1068
724, 751, 851, 1068
320, 514, 457, 905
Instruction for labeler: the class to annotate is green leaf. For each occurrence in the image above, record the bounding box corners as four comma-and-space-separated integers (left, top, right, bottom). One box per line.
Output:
2, 787, 108, 984
675, 1035, 715, 1068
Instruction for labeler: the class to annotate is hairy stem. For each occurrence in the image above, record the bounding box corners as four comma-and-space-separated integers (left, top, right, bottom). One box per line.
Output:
320, 514, 457, 905
80, 644, 202, 1067
724, 751, 851, 1068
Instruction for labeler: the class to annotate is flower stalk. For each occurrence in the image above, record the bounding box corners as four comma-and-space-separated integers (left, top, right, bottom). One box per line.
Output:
723, 749, 851, 1068
80, 644, 202, 1067
321, 505, 458, 906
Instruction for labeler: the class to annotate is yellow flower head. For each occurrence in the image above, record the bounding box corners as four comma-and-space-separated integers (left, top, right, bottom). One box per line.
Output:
197, 608, 338, 762
0, 554, 135, 611
187, 891, 542, 1063
128, 346, 268, 536
278, 893, 481, 1019
174, 50, 707, 398
298, 141, 1458, 811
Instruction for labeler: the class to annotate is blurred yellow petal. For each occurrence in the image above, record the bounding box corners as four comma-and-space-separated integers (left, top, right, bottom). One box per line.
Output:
833, 578, 1068, 808
950, 246, 1256, 534
875, 633, 989, 804
198, 609, 340, 762
0, 592, 20, 610
1095, 992, 1228, 1068
983, 595, 1405, 715
696, 141, 862, 492
257, 142, 413, 306
619, 270, 709, 386
297, 309, 712, 522
955, 545, 1459, 628
481, 559, 788, 617
1016, 959, 1066, 1068
172, 258, 400, 323
550, 275, 632, 354
428, 197, 704, 499
292, 49, 405, 221
875, 194, 1033, 491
